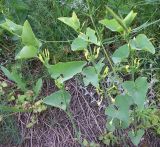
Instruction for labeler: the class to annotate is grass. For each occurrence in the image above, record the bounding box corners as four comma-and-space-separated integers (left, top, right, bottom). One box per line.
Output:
0, 114, 22, 145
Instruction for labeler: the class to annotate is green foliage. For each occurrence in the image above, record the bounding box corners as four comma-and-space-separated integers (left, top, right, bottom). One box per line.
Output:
16, 45, 37, 59
128, 129, 145, 146
1, 66, 26, 91
79, 27, 100, 46
0, 1, 159, 146
0, 18, 22, 35
82, 138, 100, 147
82, 66, 99, 87
135, 107, 160, 135
34, 78, 43, 97
123, 10, 137, 27
21, 20, 41, 48
99, 132, 117, 146
48, 61, 86, 83
0, 19, 42, 59
82, 59, 105, 88
58, 12, 80, 32
43, 90, 71, 111
0, 115, 22, 145
25, 0, 76, 61
112, 44, 130, 63
71, 26, 100, 51
99, 9, 137, 33
16, 20, 41, 59
71, 37, 88, 51
106, 95, 132, 127
0, 0, 29, 24
99, 18, 124, 32
130, 34, 155, 54
122, 77, 148, 109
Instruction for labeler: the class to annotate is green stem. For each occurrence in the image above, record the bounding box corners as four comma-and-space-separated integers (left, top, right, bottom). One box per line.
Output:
105, 6, 129, 34
61, 87, 83, 146
39, 39, 72, 43
66, 109, 84, 146
127, 39, 138, 135
86, 0, 116, 74
128, 40, 135, 81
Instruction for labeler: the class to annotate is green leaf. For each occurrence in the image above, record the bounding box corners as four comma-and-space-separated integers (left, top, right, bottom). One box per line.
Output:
122, 77, 148, 110
82, 59, 104, 87
82, 66, 99, 87
105, 105, 117, 118
115, 95, 132, 122
71, 37, 88, 51
99, 10, 136, 33
15, 45, 38, 59
11, 70, 26, 91
123, 11, 137, 27
115, 95, 133, 109
22, 20, 41, 48
105, 95, 132, 124
0, 19, 22, 35
130, 34, 155, 54
99, 19, 123, 32
105, 105, 129, 123
85, 27, 100, 45
105, 6, 129, 33
34, 78, 43, 96
112, 44, 130, 63
43, 90, 71, 111
58, 12, 80, 31
71, 27, 100, 51
106, 120, 116, 132
1, 66, 26, 91
48, 61, 86, 82
105, 104, 129, 123
1, 66, 14, 81
129, 129, 144, 146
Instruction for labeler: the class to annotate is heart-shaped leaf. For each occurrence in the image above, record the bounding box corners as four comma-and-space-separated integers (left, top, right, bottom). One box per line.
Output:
112, 44, 130, 63
0, 19, 22, 35
82, 59, 105, 88
22, 20, 41, 48
85, 27, 100, 46
71, 27, 100, 51
82, 66, 99, 87
105, 95, 132, 124
99, 19, 123, 32
16, 45, 38, 59
48, 61, 86, 82
43, 90, 71, 111
58, 12, 80, 31
130, 34, 155, 54
105, 105, 129, 123
122, 77, 148, 110
71, 37, 88, 51
129, 129, 144, 146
